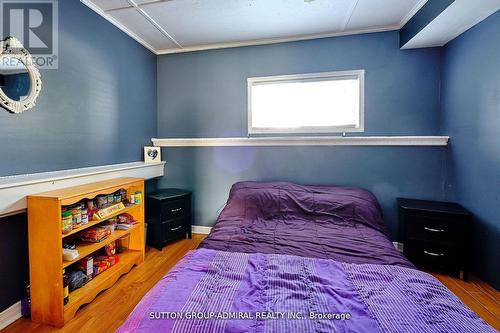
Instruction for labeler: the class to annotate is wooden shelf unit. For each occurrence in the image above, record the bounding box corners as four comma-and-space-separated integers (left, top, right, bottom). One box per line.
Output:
27, 178, 145, 327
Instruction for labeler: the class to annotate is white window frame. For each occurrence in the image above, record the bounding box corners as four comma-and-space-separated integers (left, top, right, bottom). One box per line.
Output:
247, 70, 365, 135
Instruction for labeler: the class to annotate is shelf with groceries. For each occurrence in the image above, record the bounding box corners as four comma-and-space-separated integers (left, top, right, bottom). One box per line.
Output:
27, 178, 145, 327
61, 189, 143, 238
62, 220, 139, 269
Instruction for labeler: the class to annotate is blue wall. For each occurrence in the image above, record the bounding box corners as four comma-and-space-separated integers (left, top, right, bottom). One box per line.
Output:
0, 0, 156, 313
0, 0, 157, 177
157, 31, 446, 238
441, 11, 500, 289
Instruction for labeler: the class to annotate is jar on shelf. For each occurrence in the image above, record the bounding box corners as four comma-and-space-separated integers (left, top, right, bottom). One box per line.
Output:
71, 207, 82, 229
116, 234, 130, 253
61, 211, 73, 234
87, 200, 96, 219
134, 191, 142, 204
96, 195, 107, 209
81, 208, 89, 225
119, 189, 127, 202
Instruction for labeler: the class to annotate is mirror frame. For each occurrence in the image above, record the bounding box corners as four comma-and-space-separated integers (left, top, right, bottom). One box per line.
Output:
0, 37, 42, 114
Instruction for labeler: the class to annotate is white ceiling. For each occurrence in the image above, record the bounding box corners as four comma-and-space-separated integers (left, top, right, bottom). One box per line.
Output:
81, 0, 428, 54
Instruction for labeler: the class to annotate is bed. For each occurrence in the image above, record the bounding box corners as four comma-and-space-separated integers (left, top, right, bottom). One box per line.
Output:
117, 182, 495, 333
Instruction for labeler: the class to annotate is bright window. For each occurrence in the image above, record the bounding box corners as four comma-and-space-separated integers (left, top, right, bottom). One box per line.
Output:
248, 70, 364, 135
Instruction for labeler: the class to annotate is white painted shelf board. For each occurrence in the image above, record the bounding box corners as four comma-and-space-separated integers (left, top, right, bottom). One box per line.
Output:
0, 161, 166, 218
152, 136, 449, 147
0, 162, 165, 189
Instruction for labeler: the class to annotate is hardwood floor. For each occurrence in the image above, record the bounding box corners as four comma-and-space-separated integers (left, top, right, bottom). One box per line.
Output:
2, 234, 499, 332
2, 234, 206, 333
431, 271, 500, 330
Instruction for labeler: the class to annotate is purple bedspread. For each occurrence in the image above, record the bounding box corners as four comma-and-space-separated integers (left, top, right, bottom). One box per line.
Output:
200, 182, 412, 267
117, 249, 494, 333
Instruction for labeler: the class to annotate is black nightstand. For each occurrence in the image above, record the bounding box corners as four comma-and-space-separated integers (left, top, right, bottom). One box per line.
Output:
146, 189, 192, 250
398, 198, 471, 280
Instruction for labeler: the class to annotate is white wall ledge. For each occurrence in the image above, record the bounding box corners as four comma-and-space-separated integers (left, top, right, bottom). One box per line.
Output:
152, 136, 449, 147
0, 161, 166, 218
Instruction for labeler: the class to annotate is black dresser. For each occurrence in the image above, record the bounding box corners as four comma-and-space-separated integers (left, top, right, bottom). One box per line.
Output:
146, 189, 192, 250
398, 198, 471, 280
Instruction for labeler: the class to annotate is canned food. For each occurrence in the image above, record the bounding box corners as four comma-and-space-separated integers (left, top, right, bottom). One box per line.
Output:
134, 191, 142, 204
96, 195, 107, 209
120, 189, 127, 202
81, 208, 89, 225
71, 207, 82, 229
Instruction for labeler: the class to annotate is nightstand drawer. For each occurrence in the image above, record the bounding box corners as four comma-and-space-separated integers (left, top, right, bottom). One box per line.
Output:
161, 198, 190, 220
405, 214, 461, 243
405, 240, 459, 270
162, 218, 188, 243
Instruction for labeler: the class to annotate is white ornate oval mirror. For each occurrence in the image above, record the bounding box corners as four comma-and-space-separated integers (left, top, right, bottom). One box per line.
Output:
0, 37, 42, 114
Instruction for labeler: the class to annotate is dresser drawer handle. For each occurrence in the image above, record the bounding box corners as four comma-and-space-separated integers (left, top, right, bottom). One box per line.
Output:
423, 250, 445, 257
424, 226, 445, 233
170, 226, 182, 231
171, 208, 183, 213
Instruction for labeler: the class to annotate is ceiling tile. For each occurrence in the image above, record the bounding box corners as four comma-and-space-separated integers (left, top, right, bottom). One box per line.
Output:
141, 0, 352, 48
83, 0, 429, 53
107, 8, 180, 50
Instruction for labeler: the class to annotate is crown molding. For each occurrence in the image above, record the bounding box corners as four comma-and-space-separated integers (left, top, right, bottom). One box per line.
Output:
155, 26, 400, 55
